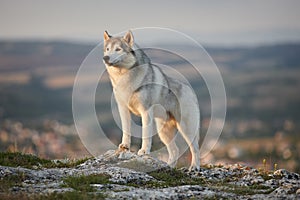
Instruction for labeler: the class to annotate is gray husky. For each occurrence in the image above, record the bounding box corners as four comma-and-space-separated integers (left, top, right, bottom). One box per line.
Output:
103, 30, 200, 170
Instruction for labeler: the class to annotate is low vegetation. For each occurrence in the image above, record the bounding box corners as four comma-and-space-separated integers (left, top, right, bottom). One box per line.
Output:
145, 168, 205, 188
0, 191, 106, 200
0, 172, 27, 192
63, 174, 111, 192
145, 168, 274, 195
0, 152, 89, 169
0, 152, 284, 198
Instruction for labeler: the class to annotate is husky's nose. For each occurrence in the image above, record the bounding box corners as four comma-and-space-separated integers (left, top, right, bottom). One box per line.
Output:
103, 55, 110, 63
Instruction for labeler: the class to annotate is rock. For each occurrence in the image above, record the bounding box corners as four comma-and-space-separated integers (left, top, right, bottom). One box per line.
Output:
0, 149, 300, 199
242, 174, 264, 185
274, 169, 299, 180
103, 166, 155, 184
271, 184, 295, 196
118, 150, 135, 160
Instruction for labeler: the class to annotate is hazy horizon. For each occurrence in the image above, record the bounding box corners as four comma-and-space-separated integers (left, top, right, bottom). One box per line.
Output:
1, 0, 300, 47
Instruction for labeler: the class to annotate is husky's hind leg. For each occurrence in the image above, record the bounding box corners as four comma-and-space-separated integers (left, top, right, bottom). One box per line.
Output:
177, 115, 200, 171
155, 118, 179, 167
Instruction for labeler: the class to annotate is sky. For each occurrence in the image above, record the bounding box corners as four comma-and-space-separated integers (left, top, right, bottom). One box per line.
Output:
0, 0, 300, 46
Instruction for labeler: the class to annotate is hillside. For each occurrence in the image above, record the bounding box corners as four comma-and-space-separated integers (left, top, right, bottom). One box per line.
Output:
0, 151, 299, 199
1, 41, 300, 124
0, 41, 299, 173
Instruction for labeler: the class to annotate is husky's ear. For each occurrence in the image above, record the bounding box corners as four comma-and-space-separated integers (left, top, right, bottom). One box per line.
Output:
123, 30, 134, 47
104, 31, 111, 41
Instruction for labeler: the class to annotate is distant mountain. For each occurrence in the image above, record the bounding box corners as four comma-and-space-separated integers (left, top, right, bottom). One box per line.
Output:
1, 41, 300, 71
206, 43, 300, 69
0, 41, 93, 56
0, 41, 94, 72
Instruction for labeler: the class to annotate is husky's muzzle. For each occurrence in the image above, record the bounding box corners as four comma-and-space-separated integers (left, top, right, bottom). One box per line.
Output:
103, 55, 120, 66
103, 56, 112, 65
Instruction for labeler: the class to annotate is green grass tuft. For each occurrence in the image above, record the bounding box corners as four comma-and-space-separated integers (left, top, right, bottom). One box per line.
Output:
37, 191, 106, 200
63, 174, 111, 192
0, 191, 107, 200
0, 152, 52, 169
0, 152, 89, 169
0, 172, 27, 192
144, 168, 205, 188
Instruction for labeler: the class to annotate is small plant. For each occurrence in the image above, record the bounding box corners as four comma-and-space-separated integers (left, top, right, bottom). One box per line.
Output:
262, 159, 267, 173
274, 163, 278, 171
145, 168, 205, 188
63, 174, 111, 192
41, 191, 105, 200
0, 152, 52, 169
0, 152, 90, 169
258, 158, 274, 181
0, 172, 27, 192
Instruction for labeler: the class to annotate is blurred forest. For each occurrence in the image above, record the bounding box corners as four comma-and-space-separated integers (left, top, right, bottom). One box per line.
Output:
0, 41, 299, 172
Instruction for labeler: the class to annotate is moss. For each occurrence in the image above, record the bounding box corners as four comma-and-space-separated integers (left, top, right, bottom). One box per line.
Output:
0, 193, 30, 200
112, 188, 130, 192
36, 191, 106, 200
145, 168, 205, 188
0, 152, 278, 197
49, 157, 90, 168
249, 184, 271, 190
0, 152, 89, 169
258, 170, 274, 181
203, 195, 230, 200
223, 186, 256, 195
63, 174, 111, 192
144, 167, 275, 195
217, 184, 274, 195
0, 173, 109, 199
0, 172, 27, 192
0, 152, 52, 169
0, 191, 106, 200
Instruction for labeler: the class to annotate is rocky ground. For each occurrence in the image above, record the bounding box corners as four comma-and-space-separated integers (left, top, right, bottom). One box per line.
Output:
0, 150, 300, 199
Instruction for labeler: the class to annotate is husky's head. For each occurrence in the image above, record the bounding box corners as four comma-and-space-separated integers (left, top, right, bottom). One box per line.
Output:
103, 30, 136, 69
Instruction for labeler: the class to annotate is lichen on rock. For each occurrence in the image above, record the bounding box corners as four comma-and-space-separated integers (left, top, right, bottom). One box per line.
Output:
0, 150, 299, 199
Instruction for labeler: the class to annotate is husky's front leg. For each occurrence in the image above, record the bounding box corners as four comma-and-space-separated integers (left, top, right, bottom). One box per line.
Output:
118, 105, 131, 151
138, 110, 153, 155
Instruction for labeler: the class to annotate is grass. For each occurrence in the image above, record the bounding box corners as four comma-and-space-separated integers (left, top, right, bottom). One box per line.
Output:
56, 174, 111, 199
219, 184, 275, 195
0, 173, 109, 200
0, 172, 27, 192
38, 191, 107, 200
121, 167, 206, 188
0, 191, 107, 200
0, 152, 100, 199
147, 168, 205, 187
63, 174, 111, 192
0, 151, 89, 169
0, 152, 277, 198
142, 167, 275, 196
40, 191, 106, 200
258, 158, 281, 181
0, 152, 52, 169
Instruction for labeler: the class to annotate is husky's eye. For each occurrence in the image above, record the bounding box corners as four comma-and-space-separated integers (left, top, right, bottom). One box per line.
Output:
115, 47, 121, 52
106, 47, 109, 51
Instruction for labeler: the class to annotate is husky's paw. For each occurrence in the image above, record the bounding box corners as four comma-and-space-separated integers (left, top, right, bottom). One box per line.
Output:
118, 143, 130, 151
188, 165, 201, 172
137, 149, 150, 156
